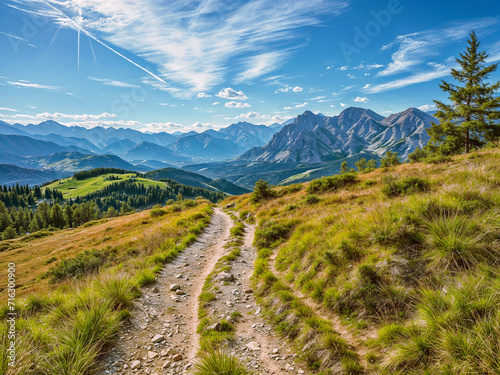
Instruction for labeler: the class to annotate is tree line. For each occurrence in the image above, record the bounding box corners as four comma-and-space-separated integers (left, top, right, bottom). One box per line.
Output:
0, 174, 225, 241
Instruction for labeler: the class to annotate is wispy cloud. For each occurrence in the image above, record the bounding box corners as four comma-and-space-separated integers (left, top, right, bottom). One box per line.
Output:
11, 0, 348, 95
235, 51, 290, 83
0, 107, 18, 112
365, 62, 452, 93
295, 102, 308, 108
0, 30, 36, 48
11, 112, 116, 121
88, 77, 140, 88
196, 92, 212, 98
8, 80, 60, 90
377, 18, 498, 77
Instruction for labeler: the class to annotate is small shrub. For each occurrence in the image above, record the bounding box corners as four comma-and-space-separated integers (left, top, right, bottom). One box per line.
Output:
47, 249, 110, 283
150, 208, 167, 218
382, 176, 431, 198
251, 180, 277, 203
306, 173, 358, 194
304, 195, 321, 204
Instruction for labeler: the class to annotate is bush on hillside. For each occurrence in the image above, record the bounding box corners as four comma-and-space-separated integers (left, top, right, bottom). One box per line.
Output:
251, 180, 277, 203
382, 176, 431, 198
305, 173, 358, 194
47, 249, 111, 283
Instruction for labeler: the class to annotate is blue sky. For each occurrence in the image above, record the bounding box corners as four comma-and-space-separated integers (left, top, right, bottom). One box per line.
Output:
1, 0, 499, 133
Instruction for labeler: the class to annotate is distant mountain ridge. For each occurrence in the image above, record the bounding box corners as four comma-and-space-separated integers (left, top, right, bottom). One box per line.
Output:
238, 107, 436, 163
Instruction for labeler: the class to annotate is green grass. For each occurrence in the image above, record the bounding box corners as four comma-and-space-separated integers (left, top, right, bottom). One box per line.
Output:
0, 202, 213, 374
226, 147, 500, 374
45, 174, 165, 198
194, 348, 251, 375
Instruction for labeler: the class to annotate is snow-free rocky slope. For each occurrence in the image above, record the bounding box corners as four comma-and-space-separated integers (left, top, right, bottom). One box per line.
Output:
238, 107, 436, 163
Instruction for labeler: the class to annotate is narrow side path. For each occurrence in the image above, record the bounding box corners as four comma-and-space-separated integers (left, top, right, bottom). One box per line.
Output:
193, 214, 305, 375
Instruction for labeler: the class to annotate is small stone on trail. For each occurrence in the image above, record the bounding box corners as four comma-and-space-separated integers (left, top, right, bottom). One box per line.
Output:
172, 354, 183, 361
148, 351, 158, 359
152, 287, 160, 293
130, 360, 141, 370
151, 334, 165, 343
169, 284, 181, 291
246, 341, 261, 351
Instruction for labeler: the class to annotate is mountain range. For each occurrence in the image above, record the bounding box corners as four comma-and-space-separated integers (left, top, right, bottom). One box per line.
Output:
238, 107, 434, 163
0, 107, 437, 188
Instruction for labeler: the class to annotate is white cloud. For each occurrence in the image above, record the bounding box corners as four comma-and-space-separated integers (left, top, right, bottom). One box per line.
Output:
216, 87, 248, 100
295, 102, 308, 108
418, 104, 436, 112
224, 101, 251, 108
0, 107, 18, 112
377, 18, 498, 77
340, 103, 347, 107
8, 80, 59, 91
235, 51, 289, 83
308, 96, 326, 101
235, 111, 269, 120
363, 84, 371, 89
88, 76, 140, 88
275, 85, 303, 93
234, 111, 292, 125
196, 92, 212, 98
212, 101, 220, 106
353, 97, 369, 103
33, 112, 117, 121
17, 0, 349, 95
339, 66, 349, 71
365, 62, 452, 93
326, 65, 334, 69
347, 74, 356, 79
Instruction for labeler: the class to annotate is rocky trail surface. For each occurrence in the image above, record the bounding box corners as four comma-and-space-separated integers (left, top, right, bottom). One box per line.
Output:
101, 207, 304, 374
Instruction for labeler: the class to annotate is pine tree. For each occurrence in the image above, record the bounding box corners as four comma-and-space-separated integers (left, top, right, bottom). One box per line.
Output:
428, 31, 500, 154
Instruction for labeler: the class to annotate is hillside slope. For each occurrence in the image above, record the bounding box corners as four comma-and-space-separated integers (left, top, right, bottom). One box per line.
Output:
225, 146, 500, 374
144, 167, 251, 195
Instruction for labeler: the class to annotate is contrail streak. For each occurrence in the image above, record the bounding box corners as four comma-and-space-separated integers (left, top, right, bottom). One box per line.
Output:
88, 38, 98, 67
40, 0, 169, 86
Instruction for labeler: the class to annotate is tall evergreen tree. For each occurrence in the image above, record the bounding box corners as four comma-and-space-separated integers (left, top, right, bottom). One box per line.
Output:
428, 31, 500, 154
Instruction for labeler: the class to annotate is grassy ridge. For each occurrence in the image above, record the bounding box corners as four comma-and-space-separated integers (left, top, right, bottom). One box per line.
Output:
0, 199, 213, 374
44, 173, 165, 198
225, 146, 500, 374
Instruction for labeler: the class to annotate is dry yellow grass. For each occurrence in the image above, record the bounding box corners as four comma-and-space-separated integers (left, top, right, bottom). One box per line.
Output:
0, 204, 207, 301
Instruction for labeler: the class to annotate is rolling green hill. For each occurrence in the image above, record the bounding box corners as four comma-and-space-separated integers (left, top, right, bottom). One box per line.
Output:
44, 173, 165, 198
144, 167, 251, 195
